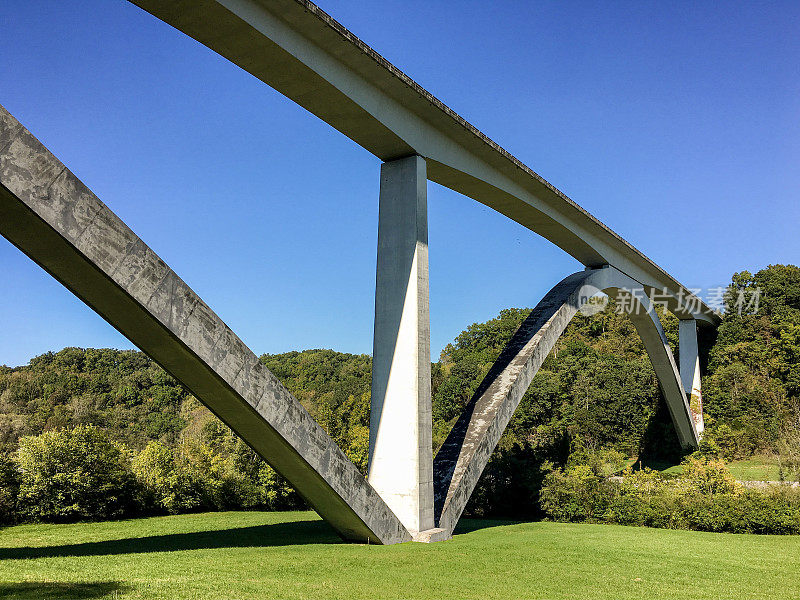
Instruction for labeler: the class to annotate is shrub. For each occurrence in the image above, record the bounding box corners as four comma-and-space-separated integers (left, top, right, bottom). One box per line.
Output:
680, 455, 740, 495
133, 439, 300, 514
178, 439, 243, 510
132, 441, 207, 514
16, 426, 139, 522
0, 453, 20, 524
539, 465, 609, 522
258, 464, 303, 511
540, 454, 800, 535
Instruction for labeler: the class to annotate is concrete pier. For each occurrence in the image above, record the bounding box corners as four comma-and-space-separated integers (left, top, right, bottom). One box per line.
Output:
368, 155, 434, 535
679, 319, 705, 436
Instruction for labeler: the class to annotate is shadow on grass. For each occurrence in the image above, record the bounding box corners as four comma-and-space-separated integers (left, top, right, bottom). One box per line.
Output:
0, 581, 125, 599
453, 518, 523, 535
0, 519, 340, 560
634, 457, 682, 472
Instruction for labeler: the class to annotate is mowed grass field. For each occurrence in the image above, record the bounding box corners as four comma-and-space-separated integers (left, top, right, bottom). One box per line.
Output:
0, 511, 798, 600
631, 456, 798, 482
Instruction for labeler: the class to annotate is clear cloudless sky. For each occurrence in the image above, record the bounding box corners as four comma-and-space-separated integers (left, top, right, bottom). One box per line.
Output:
1, 1, 798, 367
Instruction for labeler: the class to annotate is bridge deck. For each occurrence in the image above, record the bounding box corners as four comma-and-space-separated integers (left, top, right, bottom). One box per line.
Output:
129, 0, 719, 324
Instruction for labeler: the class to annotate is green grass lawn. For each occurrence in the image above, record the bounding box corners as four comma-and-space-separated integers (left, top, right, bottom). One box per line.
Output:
625, 456, 800, 481
642, 455, 798, 481
1, 511, 798, 599
725, 456, 797, 482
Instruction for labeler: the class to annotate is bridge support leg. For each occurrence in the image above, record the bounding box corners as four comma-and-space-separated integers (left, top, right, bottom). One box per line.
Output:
368, 155, 436, 537
679, 319, 705, 437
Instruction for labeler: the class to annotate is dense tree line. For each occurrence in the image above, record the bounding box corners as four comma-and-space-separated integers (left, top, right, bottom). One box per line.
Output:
703, 265, 800, 461
0, 348, 187, 452
0, 264, 798, 527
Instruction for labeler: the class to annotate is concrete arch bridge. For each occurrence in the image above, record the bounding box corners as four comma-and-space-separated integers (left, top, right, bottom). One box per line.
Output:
0, 0, 718, 544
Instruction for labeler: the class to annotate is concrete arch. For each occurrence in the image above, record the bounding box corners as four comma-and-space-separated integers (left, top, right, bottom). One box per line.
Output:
0, 104, 411, 545
433, 266, 700, 535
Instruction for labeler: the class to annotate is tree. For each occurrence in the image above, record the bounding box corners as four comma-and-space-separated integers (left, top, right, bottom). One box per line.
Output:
16, 426, 139, 522
0, 453, 19, 524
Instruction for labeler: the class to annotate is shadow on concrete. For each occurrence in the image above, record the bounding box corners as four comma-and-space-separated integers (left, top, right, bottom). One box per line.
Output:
0, 582, 125, 599
0, 519, 340, 560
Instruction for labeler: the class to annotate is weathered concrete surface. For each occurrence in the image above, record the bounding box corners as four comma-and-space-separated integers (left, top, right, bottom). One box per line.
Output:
433, 267, 699, 534
679, 319, 705, 436
127, 0, 719, 325
0, 104, 410, 545
368, 155, 433, 534
412, 527, 451, 543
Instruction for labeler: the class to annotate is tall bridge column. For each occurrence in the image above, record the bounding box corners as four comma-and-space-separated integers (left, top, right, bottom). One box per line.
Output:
368, 155, 435, 537
679, 319, 705, 437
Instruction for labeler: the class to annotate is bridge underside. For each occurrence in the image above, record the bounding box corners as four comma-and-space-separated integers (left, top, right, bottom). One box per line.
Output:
128, 0, 718, 326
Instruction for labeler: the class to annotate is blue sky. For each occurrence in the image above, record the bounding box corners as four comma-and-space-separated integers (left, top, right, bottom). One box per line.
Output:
1, 1, 798, 367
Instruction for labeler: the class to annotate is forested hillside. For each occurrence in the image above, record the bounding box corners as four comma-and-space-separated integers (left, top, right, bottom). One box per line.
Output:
0, 264, 798, 525
703, 265, 800, 459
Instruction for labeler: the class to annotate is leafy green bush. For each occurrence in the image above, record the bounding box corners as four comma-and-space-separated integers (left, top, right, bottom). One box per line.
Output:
257, 464, 303, 511
132, 441, 207, 514
540, 454, 800, 535
680, 455, 739, 494
132, 439, 303, 514
539, 465, 610, 522
0, 453, 20, 524
16, 426, 139, 522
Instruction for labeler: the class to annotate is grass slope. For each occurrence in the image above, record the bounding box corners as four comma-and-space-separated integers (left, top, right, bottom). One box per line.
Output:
649, 456, 796, 482
0, 511, 798, 599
